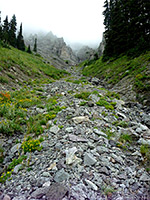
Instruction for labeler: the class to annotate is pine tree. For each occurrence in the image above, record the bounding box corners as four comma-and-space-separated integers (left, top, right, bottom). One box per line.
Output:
17, 23, 25, 51
102, 0, 150, 60
9, 14, 17, 47
3, 16, 9, 43
27, 45, 32, 53
33, 38, 37, 52
0, 11, 3, 41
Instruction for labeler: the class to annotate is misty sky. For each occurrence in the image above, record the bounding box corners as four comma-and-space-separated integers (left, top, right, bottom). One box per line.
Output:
0, 0, 105, 47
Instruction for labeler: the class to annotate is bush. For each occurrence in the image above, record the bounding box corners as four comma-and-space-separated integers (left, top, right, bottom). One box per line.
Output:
21, 138, 43, 153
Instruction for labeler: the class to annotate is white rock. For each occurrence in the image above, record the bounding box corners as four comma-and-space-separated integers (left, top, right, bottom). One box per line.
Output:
65, 127, 74, 133
85, 179, 98, 191
65, 147, 81, 165
72, 116, 90, 124
49, 125, 60, 134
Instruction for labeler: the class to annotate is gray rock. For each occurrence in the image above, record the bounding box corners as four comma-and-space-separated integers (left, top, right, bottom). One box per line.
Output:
65, 127, 74, 133
89, 94, 100, 103
54, 169, 69, 182
10, 143, 22, 154
138, 138, 150, 146
3, 195, 11, 200
94, 129, 107, 137
96, 146, 108, 154
42, 172, 50, 177
12, 196, 26, 200
85, 179, 98, 191
140, 173, 150, 181
13, 164, 22, 174
31, 187, 49, 198
142, 114, 150, 128
46, 183, 68, 200
98, 166, 110, 175
69, 134, 87, 142
87, 101, 94, 107
84, 153, 97, 166
49, 125, 60, 134
91, 77, 100, 85
140, 124, 148, 131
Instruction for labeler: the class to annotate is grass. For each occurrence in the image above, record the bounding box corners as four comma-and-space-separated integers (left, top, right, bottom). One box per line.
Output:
74, 91, 91, 100
81, 51, 150, 103
96, 97, 115, 110
0, 76, 9, 83
0, 46, 68, 87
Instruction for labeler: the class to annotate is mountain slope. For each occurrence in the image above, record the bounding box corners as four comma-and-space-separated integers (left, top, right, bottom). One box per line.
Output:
80, 52, 150, 105
0, 46, 68, 91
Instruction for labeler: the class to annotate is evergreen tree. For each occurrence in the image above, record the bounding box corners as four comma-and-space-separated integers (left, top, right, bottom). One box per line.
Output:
0, 11, 3, 41
17, 23, 25, 51
102, 0, 150, 60
0, 11, 3, 42
3, 16, 9, 43
33, 38, 37, 52
27, 45, 32, 53
9, 14, 17, 47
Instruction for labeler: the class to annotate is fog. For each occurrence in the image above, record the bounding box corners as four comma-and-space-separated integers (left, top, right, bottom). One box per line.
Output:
0, 0, 105, 48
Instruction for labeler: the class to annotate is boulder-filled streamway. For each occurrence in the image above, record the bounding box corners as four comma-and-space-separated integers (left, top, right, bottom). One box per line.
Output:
0, 68, 150, 200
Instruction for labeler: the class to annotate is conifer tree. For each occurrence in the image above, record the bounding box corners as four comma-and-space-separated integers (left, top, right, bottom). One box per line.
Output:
0, 11, 3, 41
27, 45, 32, 53
33, 38, 37, 52
17, 23, 25, 51
3, 16, 9, 43
102, 0, 150, 60
9, 14, 17, 47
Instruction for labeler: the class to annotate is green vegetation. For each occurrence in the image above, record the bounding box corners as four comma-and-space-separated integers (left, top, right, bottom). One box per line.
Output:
103, 0, 150, 60
82, 52, 150, 93
0, 46, 67, 85
21, 138, 43, 153
74, 91, 91, 100
0, 76, 9, 83
119, 133, 132, 144
65, 77, 88, 85
112, 121, 129, 128
140, 144, 150, 171
0, 155, 27, 183
0, 145, 4, 163
96, 97, 115, 110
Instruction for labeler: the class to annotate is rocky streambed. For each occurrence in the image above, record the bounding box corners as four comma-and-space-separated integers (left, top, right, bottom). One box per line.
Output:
0, 72, 150, 200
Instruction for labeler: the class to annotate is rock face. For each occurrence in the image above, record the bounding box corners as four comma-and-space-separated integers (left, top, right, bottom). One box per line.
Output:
25, 32, 78, 69
97, 33, 105, 57
76, 45, 96, 62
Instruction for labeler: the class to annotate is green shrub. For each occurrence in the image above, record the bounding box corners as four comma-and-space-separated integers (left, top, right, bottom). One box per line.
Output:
75, 91, 91, 100
0, 76, 9, 83
21, 138, 43, 153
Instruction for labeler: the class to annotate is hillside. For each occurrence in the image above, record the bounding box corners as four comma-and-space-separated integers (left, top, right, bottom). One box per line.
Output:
80, 52, 150, 105
0, 46, 68, 91
0, 45, 150, 199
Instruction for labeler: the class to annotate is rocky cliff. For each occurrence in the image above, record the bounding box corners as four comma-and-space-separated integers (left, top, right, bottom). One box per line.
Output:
97, 33, 105, 57
25, 32, 78, 69
75, 46, 97, 62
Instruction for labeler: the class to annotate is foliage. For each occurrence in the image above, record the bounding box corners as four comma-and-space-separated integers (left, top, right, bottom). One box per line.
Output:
102, 0, 150, 60
0, 155, 27, 183
16, 23, 25, 51
21, 138, 43, 153
74, 91, 91, 100
81, 52, 150, 99
0, 76, 9, 83
96, 98, 115, 110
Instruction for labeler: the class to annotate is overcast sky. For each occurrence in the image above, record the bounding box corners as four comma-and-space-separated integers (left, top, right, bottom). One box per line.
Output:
0, 0, 105, 47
